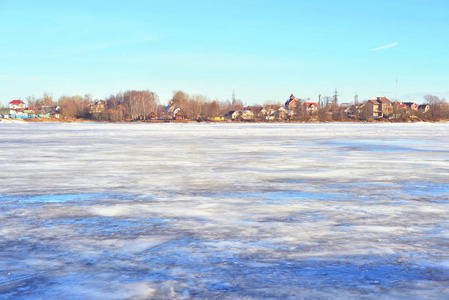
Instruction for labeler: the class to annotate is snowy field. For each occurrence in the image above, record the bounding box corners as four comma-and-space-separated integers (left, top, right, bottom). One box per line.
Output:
0, 122, 448, 299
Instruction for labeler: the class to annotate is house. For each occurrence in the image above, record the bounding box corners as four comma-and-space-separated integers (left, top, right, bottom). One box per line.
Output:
148, 112, 156, 120
376, 97, 393, 117
262, 105, 279, 114
90, 100, 106, 114
362, 97, 393, 118
365, 100, 382, 118
344, 103, 368, 119
303, 102, 319, 115
165, 103, 174, 112
418, 104, 430, 113
261, 105, 279, 120
231, 110, 241, 120
402, 102, 418, 111
393, 101, 407, 111
225, 110, 235, 120
175, 111, 187, 120
274, 106, 293, 120
9, 100, 25, 110
393, 101, 418, 114
285, 94, 301, 110
232, 109, 254, 121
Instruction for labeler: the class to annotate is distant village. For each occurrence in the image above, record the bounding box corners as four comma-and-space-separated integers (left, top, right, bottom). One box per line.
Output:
1, 90, 447, 123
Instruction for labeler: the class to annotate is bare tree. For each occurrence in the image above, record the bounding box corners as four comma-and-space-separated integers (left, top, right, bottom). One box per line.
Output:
25, 92, 56, 108
58, 95, 90, 119
58, 96, 77, 118
171, 90, 189, 108
322, 96, 332, 108
26, 95, 38, 107
42, 92, 56, 106
440, 98, 449, 120
206, 100, 220, 119
124, 90, 159, 120
424, 94, 441, 121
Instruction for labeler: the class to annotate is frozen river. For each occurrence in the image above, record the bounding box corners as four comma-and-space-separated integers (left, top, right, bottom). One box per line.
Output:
0, 122, 448, 299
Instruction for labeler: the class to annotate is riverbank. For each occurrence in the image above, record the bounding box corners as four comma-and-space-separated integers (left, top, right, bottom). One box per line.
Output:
1, 116, 448, 124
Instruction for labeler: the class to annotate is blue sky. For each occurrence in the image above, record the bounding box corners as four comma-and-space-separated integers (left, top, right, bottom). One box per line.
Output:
1, 0, 448, 106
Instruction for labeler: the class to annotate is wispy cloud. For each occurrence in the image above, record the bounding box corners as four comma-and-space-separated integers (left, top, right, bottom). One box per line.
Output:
371, 42, 398, 51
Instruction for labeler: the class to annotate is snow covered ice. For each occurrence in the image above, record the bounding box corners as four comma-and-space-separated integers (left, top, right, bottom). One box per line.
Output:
0, 122, 449, 299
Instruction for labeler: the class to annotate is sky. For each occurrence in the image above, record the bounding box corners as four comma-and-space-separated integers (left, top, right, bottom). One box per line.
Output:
1, 0, 448, 106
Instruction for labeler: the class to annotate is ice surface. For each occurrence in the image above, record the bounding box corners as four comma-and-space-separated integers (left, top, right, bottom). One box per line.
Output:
0, 122, 449, 299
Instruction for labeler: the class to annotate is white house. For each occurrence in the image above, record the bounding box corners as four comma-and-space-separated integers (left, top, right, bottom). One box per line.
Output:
232, 109, 254, 121
9, 100, 25, 110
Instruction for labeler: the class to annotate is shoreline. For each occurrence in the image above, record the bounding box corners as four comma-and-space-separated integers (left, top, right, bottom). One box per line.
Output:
21, 118, 449, 124
2, 117, 448, 124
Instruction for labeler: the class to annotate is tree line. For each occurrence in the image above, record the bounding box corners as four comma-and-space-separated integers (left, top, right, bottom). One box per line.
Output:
19, 90, 449, 122
22, 89, 246, 121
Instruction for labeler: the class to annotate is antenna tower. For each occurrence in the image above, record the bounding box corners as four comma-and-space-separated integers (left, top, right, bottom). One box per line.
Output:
396, 77, 398, 101
333, 88, 339, 104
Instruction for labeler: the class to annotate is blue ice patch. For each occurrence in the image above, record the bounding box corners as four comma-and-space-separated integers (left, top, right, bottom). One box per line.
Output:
0, 193, 136, 204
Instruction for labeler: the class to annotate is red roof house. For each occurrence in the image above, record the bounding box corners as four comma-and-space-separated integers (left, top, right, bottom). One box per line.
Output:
303, 102, 319, 115
285, 94, 302, 110
9, 100, 26, 109
403, 102, 418, 110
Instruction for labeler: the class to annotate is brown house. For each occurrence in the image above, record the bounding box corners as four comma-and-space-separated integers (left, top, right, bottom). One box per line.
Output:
89, 100, 106, 114
285, 94, 301, 110
148, 112, 156, 119
364, 97, 393, 118
365, 100, 382, 118
376, 97, 393, 117
175, 112, 187, 120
